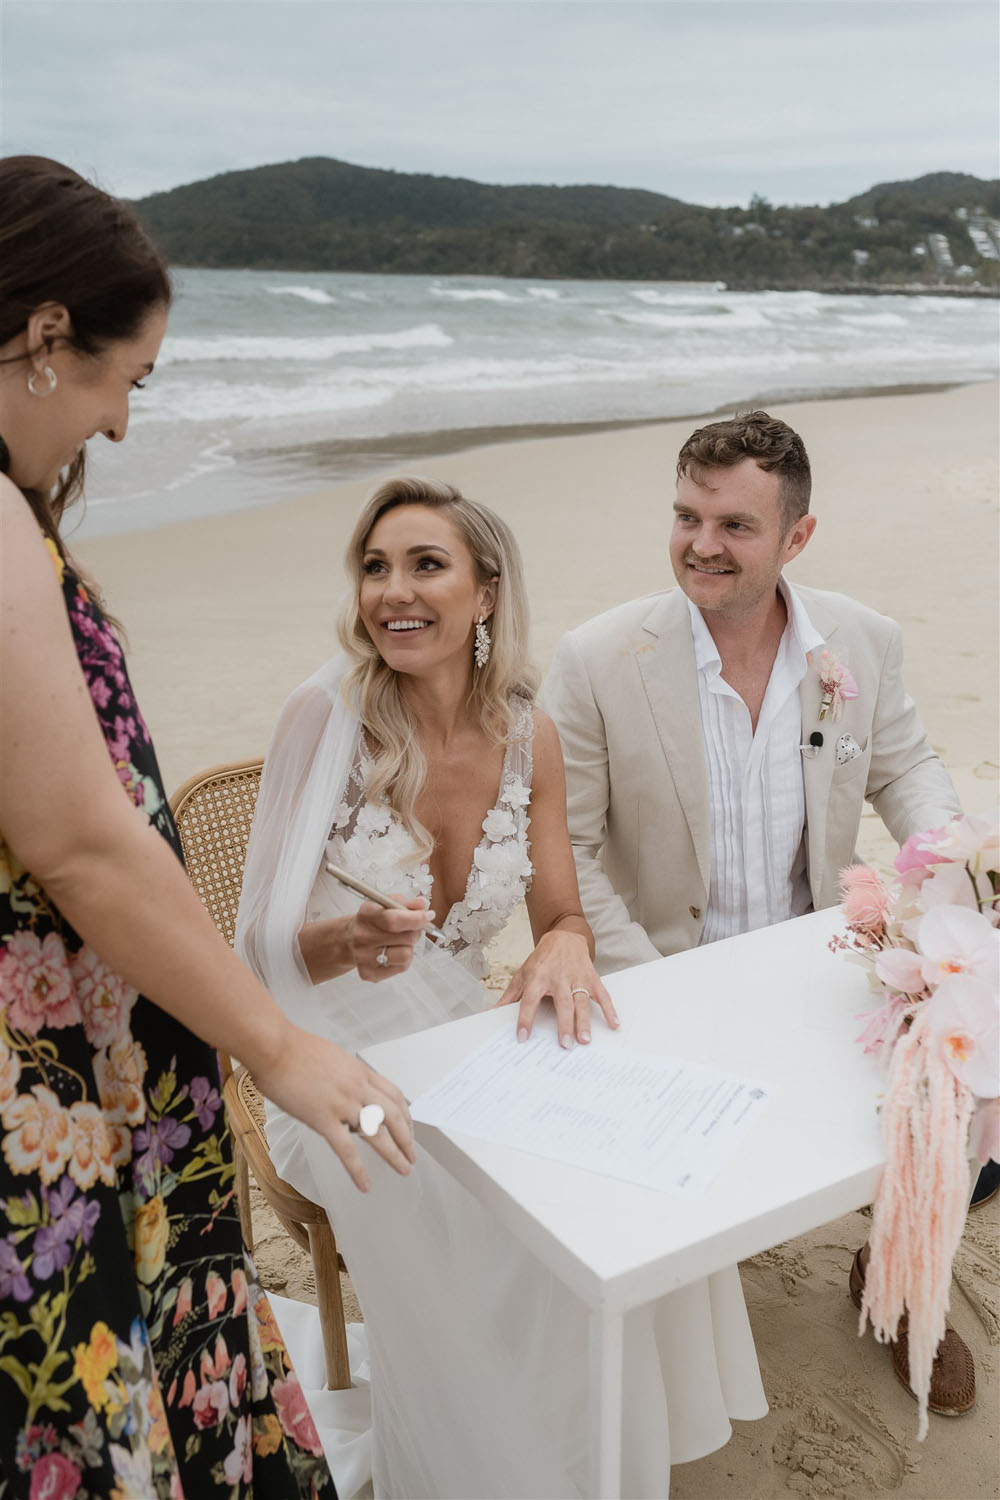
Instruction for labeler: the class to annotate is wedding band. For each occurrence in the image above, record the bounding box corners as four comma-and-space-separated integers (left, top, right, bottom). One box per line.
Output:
571, 987, 592, 1000
358, 1104, 385, 1137
376, 946, 389, 967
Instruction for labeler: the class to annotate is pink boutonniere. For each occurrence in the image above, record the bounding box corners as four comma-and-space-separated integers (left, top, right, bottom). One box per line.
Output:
811, 648, 859, 722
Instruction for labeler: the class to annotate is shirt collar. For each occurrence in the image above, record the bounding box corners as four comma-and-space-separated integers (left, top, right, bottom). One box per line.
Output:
687, 577, 826, 676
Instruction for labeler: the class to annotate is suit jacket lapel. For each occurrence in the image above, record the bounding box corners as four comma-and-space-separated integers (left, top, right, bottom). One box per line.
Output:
636, 591, 711, 894
797, 591, 840, 907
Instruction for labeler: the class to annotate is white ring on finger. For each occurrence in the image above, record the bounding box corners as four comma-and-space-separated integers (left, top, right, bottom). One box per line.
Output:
358, 1103, 386, 1137
570, 987, 591, 1000
376, 946, 389, 967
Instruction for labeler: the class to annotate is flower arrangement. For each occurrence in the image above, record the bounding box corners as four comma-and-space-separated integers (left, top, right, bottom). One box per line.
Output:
832, 814, 999, 1437
811, 647, 859, 721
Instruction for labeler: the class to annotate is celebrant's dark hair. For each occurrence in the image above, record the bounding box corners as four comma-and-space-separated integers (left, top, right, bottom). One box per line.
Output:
0, 155, 171, 551
677, 410, 812, 529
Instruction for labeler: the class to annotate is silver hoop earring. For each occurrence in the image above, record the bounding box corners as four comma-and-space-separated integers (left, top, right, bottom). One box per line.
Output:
27, 365, 57, 398
474, 615, 491, 669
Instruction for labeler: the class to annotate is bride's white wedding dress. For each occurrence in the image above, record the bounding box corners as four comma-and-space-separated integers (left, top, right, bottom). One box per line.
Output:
236, 659, 767, 1500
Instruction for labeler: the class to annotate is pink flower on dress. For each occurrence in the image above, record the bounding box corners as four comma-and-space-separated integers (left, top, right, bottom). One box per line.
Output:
29, 1451, 81, 1500
839, 865, 892, 936
173, 1277, 194, 1327
205, 1270, 227, 1319
192, 1379, 229, 1431
223, 1415, 253, 1485
178, 1369, 197, 1408
228, 1351, 247, 1408
272, 1372, 324, 1457
70, 947, 136, 1048
231, 1265, 248, 1315
0, 932, 79, 1035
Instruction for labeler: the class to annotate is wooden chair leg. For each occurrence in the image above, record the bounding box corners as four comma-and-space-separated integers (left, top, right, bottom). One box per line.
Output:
308, 1218, 352, 1390
235, 1145, 254, 1254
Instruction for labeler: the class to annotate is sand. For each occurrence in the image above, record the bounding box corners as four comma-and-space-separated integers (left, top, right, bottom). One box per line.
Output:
78, 380, 999, 1499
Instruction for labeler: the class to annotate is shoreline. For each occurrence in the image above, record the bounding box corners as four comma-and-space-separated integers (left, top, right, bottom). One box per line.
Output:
78, 376, 986, 542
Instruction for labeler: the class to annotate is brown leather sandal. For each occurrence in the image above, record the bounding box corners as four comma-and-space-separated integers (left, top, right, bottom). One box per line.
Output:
849, 1247, 976, 1416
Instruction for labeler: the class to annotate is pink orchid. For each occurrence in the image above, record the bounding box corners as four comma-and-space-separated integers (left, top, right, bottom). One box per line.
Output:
894, 826, 950, 884
926, 973, 999, 1098
918, 860, 980, 915
914, 904, 999, 989
874, 946, 926, 996
813, 648, 859, 722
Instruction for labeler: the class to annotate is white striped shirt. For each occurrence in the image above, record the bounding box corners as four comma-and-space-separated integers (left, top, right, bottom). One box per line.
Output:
688, 580, 826, 944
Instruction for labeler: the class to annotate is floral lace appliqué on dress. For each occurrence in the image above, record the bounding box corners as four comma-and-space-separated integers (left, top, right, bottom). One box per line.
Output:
0, 542, 335, 1499
326, 699, 535, 979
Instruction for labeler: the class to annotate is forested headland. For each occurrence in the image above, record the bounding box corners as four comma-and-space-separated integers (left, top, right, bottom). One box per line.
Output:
135, 159, 1000, 291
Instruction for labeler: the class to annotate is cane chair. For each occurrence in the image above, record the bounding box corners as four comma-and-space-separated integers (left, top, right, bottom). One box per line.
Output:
170, 758, 352, 1390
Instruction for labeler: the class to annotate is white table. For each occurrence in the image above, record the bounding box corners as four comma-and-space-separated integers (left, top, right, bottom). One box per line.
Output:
362, 908, 886, 1499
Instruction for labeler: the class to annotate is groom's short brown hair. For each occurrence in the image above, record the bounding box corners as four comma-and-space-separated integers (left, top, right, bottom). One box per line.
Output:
676, 411, 812, 529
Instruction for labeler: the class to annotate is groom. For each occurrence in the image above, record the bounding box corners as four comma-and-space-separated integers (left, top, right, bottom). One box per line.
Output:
541, 409, 960, 975
541, 410, 974, 1418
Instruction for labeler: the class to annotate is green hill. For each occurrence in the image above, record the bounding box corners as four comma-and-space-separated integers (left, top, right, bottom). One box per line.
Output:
134, 160, 1000, 289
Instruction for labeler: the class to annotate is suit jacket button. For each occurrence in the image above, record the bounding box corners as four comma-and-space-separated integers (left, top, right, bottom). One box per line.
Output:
689, 905, 702, 920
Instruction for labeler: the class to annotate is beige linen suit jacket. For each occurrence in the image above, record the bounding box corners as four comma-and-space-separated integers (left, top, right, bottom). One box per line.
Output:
540, 583, 962, 976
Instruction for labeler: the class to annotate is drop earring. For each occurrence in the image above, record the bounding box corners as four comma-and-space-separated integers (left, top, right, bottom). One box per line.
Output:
27, 365, 57, 397
474, 615, 491, 669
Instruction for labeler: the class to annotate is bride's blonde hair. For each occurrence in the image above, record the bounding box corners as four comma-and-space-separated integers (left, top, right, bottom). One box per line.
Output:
339, 476, 539, 859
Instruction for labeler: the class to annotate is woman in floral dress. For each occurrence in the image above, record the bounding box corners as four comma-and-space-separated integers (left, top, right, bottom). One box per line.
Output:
0, 157, 415, 1499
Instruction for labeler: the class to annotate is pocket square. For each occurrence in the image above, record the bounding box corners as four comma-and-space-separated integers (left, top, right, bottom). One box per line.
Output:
836, 732, 863, 765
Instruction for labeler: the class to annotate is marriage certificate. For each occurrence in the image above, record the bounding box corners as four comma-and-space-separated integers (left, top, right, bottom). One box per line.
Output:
410, 1029, 771, 1197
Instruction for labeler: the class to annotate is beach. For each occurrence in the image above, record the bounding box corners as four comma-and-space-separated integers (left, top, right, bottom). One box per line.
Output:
78, 379, 999, 1499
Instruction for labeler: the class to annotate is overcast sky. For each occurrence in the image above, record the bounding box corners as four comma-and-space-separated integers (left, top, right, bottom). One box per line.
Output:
2, 0, 997, 208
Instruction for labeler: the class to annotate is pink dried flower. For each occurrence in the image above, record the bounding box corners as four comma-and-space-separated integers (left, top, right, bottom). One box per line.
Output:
839, 865, 892, 935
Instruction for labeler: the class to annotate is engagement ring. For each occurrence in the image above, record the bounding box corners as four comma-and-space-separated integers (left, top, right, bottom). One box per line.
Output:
376, 946, 389, 966
358, 1104, 386, 1137
571, 987, 592, 1000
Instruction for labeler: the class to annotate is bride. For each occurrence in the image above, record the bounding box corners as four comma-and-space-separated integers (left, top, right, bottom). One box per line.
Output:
236, 476, 767, 1499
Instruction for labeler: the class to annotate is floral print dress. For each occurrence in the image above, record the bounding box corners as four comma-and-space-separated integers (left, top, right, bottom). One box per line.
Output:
0, 543, 336, 1500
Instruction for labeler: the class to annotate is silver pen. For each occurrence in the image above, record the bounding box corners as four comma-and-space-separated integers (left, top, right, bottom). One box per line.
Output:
324, 860, 448, 943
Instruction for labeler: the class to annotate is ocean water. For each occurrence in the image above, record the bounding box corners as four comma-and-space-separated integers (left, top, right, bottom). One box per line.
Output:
79, 268, 999, 535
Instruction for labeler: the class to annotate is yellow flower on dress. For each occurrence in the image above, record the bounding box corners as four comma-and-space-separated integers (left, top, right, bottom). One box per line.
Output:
252, 1412, 283, 1458
133, 1194, 169, 1285
73, 1321, 118, 1409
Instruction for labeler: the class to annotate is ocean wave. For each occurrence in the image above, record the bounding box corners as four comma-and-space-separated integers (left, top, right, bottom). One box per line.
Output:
836, 311, 908, 327
158, 323, 453, 364
431, 286, 516, 302
266, 285, 337, 304
526, 287, 562, 300
611, 306, 770, 330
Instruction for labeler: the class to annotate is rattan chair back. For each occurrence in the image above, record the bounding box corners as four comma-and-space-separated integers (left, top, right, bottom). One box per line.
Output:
169, 757, 352, 1390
